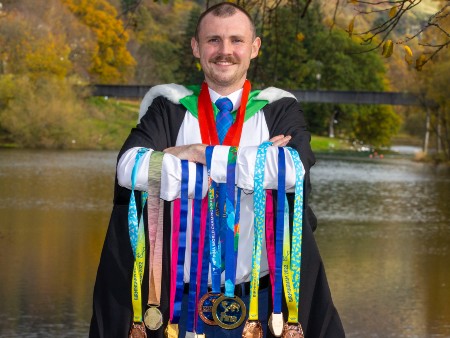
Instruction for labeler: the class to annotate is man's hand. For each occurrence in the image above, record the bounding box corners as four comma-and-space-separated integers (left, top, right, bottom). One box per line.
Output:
164, 135, 290, 164
270, 135, 291, 147
163, 144, 207, 165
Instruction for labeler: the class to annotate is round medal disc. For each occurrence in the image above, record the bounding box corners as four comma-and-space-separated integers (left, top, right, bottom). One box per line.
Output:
282, 322, 304, 338
211, 295, 246, 329
242, 320, 263, 338
198, 292, 221, 325
144, 306, 163, 330
129, 322, 147, 338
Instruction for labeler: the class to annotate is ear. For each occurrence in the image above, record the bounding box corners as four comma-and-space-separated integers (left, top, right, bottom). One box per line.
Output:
191, 37, 200, 58
251, 37, 261, 59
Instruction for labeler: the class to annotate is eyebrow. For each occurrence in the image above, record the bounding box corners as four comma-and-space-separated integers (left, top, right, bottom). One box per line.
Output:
204, 34, 247, 40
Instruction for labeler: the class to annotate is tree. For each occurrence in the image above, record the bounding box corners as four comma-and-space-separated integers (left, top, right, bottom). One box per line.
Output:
62, 0, 136, 83
326, 0, 449, 70
125, 0, 199, 84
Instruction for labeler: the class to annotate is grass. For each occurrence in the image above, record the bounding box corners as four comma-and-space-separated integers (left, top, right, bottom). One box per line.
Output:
310, 135, 353, 152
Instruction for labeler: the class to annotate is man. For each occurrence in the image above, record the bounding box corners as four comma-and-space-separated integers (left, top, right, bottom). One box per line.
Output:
89, 2, 344, 338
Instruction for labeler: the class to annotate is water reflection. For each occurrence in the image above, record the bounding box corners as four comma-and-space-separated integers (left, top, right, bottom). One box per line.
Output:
0, 150, 449, 337
311, 155, 450, 337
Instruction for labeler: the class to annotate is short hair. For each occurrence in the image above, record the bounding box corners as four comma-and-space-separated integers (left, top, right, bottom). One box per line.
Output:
194, 2, 256, 41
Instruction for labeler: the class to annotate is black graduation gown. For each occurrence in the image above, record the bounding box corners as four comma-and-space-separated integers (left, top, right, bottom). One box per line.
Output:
89, 92, 345, 338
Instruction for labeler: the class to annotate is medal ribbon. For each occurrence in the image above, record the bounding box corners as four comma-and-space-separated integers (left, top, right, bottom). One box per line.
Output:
128, 148, 149, 323
128, 148, 149, 256
187, 163, 204, 332
249, 141, 272, 320
147, 151, 165, 307
274, 148, 286, 314
172, 160, 190, 324
265, 191, 275, 301
196, 197, 210, 334
224, 146, 239, 297
205, 146, 221, 293
282, 147, 305, 323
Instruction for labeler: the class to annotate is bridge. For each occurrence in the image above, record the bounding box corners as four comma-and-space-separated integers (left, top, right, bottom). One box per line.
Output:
92, 84, 426, 106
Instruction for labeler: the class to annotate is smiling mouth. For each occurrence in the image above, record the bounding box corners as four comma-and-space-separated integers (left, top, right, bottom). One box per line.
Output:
211, 56, 237, 65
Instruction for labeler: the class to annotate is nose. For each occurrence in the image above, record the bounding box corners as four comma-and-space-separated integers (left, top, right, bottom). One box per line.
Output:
219, 40, 232, 55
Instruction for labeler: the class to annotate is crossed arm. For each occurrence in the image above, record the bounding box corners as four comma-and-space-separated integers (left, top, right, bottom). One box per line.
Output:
163, 135, 291, 164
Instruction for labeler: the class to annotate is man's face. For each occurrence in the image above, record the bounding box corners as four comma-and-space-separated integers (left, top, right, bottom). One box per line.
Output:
191, 11, 261, 95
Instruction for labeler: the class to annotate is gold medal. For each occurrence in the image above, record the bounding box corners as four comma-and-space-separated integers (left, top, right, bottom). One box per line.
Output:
211, 294, 246, 329
143, 306, 163, 330
129, 322, 147, 338
198, 292, 221, 325
164, 322, 179, 338
282, 322, 304, 338
242, 320, 263, 338
195, 334, 206, 338
268, 312, 284, 337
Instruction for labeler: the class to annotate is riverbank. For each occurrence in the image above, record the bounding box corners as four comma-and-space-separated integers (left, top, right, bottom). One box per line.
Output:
0, 96, 440, 164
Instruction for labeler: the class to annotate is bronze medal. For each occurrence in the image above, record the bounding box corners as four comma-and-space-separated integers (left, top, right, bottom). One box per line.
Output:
268, 312, 284, 337
129, 322, 147, 338
198, 292, 221, 325
282, 322, 304, 338
164, 322, 179, 338
144, 306, 163, 330
242, 320, 263, 338
211, 294, 246, 329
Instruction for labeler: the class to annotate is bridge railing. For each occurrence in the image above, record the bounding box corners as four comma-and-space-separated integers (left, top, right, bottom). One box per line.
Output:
91, 84, 426, 106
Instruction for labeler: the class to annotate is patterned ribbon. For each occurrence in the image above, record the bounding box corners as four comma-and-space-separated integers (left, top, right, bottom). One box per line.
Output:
128, 147, 149, 323
248, 141, 273, 320
128, 147, 149, 257
147, 151, 164, 306
205, 146, 221, 293
283, 147, 305, 323
224, 146, 240, 297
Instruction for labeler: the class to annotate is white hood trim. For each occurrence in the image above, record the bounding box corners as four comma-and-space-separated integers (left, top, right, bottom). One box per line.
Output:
138, 84, 193, 122
254, 87, 297, 103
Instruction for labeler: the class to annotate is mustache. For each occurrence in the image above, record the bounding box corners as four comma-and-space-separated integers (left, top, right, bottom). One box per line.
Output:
210, 55, 237, 63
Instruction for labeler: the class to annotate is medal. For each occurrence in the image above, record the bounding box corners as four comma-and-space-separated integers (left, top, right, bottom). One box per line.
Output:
129, 322, 147, 338
282, 322, 304, 338
143, 306, 163, 330
268, 149, 286, 338
198, 292, 221, 325
268, 312, 284, 337
211, 294, 246, 329
164, 322, 179, 338
128, 149, 150, 334
242, 320, 263, 338
247, 142, 272, 326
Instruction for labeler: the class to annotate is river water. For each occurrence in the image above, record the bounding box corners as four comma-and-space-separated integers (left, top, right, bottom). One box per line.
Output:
0, 149, 449, 337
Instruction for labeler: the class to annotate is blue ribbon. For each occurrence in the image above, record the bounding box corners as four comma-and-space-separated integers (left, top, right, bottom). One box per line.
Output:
187, 163, 204, 332
172, 159, 189, 324
274, 147, 286, 314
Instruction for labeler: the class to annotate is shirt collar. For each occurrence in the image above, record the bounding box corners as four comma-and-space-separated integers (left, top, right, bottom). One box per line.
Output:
208, 87, 243, 111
